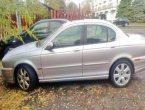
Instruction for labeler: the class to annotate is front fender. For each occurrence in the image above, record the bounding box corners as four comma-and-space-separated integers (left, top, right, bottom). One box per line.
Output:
14, 58, 43, 80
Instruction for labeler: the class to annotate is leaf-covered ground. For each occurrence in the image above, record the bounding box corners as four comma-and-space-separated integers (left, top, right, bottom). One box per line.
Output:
1, 26, 145, 110
0, 73, 145, 110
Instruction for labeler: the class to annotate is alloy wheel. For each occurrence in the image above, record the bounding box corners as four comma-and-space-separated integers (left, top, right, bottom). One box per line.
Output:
17, 68, 30, 90
113, 63, 131, 86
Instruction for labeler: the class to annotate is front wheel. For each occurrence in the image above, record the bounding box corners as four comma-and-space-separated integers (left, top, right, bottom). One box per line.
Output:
110, 60, 133, 87
16, 65, 38, 91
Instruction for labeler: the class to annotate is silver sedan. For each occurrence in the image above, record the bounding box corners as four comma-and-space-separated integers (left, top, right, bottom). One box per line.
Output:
2, 19, 145, 91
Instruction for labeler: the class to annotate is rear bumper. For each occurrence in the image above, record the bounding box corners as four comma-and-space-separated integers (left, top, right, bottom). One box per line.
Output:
1, 68, 15, 84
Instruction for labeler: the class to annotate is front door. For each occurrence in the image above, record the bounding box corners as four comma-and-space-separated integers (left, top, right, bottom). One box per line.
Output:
41, 25, 84, 79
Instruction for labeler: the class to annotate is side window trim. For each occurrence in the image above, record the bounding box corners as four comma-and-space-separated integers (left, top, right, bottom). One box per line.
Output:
83, 25, 87, 45
80, 25, 86, 45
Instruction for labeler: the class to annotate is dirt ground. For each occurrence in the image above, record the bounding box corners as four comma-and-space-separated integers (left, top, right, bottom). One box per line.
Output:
0, 26, 145, 110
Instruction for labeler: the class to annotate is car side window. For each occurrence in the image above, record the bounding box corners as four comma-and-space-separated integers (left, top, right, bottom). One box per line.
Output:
108, 28, 116, 42
86, 25, 108, 44
53, 26, 82, 48
50, 22, 62, 31
31, 22, 48, 33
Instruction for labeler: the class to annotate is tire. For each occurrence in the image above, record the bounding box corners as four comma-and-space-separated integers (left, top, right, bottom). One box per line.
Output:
125, 23, 129, 27
122, 23, 125, 27
109, 60, 133, 87
122, 22, 128, 27
16, 65, 38, 91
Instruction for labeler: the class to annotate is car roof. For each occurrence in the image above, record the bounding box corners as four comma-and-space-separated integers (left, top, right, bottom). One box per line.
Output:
62, 19, 113, 27
36, 19, 69, 23
29, 19, 69, 29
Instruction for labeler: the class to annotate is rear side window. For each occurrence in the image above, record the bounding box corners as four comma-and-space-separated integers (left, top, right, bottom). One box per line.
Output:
108, 28, 116, 42
86, 25, 116, 44
86, 25, 108, 44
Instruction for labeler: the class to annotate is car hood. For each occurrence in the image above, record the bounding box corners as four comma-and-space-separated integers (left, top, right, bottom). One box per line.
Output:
6, 41, 39, 57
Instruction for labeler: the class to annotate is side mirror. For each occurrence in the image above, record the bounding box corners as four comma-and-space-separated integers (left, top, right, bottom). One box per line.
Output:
45, 42, 53, 50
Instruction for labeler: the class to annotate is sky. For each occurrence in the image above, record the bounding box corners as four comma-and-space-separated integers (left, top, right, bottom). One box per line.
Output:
39, 0, 86, 7
66, 0, 85, 6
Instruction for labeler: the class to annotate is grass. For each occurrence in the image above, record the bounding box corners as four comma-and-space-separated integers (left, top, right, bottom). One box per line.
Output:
130, 23, 145, 26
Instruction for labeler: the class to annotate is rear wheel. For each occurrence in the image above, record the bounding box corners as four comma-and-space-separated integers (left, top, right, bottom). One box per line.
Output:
16, 65, 38, 91
110, 60, 133, 87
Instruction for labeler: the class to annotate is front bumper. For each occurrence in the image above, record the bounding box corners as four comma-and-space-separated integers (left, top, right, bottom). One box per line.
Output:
1, 68, 15, 84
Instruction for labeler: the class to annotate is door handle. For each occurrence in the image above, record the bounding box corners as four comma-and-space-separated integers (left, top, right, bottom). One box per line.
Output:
110, 46, 116, 48
73, 50, 80, 52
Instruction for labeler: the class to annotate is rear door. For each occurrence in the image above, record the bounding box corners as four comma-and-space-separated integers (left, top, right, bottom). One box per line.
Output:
83, 24, 118, 77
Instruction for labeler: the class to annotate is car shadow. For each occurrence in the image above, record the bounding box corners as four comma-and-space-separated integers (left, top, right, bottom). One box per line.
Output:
39, 79, 111, 91
2, 73, 144, 91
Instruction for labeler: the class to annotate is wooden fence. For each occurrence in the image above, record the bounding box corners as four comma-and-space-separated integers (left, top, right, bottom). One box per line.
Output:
0, 7, 93, 40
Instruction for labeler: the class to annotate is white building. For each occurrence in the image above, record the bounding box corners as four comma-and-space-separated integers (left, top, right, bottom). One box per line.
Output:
90, 0, 121, 21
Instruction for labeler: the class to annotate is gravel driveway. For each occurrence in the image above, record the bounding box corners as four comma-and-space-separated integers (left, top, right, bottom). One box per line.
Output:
0, 26, 145, 110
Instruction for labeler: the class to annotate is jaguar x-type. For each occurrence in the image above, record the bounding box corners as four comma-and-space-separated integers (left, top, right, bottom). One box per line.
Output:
2, 19, 145, 91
